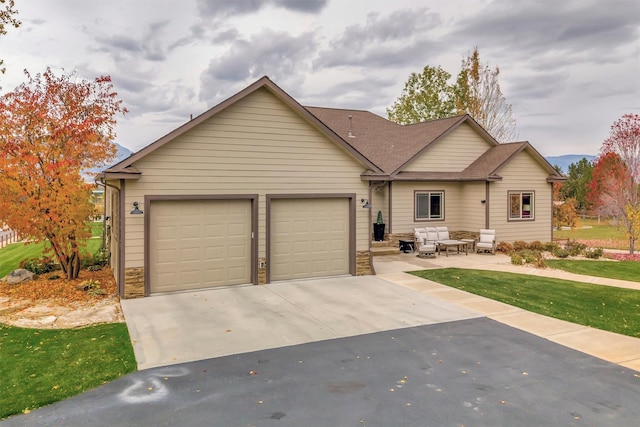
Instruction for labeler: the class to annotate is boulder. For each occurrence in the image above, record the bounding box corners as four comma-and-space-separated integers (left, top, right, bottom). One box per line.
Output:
6, 268, 34, 284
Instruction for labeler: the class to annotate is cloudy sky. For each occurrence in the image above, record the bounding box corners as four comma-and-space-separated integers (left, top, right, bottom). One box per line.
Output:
1, 0, 638, 158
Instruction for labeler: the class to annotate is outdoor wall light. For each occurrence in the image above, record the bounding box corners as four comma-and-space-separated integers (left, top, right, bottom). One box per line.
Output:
130, 201, 143, 215
481, 200, 486, 204
361, 198, 372, 209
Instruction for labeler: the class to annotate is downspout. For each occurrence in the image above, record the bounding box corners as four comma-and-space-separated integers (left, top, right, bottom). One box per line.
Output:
388, 181, 393, 235
485, 181, 490, 229
368, 181, 375, 275
98, 176, 125, 297
118, 179, 125, 298
94, 178, 107, 252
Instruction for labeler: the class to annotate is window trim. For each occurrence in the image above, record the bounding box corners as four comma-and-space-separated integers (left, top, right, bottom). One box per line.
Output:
414, 190, 445, 222
508, 191, 535, 221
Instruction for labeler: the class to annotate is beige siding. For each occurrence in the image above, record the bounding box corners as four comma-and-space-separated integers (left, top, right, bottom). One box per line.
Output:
488, 152, 553, 243
403, 124, 493, 172
391, 182, 464, 232
391, 181, 489, 234
371, 183, 389, 232
460, 182, 488, 231
121, 88, 369, 269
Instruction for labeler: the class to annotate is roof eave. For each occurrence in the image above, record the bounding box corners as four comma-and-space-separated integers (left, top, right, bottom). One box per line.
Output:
547, 175, 568, 183
101, 171, 142, 180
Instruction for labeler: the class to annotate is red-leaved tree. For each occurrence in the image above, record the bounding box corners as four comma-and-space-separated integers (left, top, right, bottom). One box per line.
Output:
0, 68, 127, 279
589, 113, 640, 254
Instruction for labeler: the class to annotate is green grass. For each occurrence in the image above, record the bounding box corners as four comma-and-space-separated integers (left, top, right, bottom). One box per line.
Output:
553, 218, 626, 241
410, 268, 640, 339
546, 259, 640, 283
0, 223, 103, 278
0, 322, 136, 419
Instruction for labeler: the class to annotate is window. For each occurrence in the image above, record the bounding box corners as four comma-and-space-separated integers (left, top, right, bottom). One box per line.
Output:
509, 191, 534, 220
415, 191, 444, 221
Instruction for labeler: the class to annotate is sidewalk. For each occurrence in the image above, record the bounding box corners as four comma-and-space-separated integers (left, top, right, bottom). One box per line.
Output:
373, 253, 640, 371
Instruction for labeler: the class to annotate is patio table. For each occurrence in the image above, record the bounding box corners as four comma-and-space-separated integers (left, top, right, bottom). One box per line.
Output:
437, 240, 469, 257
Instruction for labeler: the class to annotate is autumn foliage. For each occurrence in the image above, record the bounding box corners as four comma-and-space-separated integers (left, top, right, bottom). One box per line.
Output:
588, 114, 640, 254
0, 68, 126, 279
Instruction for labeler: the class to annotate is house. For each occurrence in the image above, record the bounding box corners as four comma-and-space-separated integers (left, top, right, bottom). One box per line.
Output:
101, 77, 565, 298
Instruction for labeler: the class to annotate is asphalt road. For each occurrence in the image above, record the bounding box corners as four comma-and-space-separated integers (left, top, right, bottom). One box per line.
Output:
4, 318, 639, 427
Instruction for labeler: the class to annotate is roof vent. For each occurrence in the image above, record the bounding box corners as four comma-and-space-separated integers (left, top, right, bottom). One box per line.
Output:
347, 115, 356, 138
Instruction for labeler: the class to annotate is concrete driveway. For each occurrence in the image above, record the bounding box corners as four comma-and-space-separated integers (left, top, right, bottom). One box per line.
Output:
121, 276, 482, 370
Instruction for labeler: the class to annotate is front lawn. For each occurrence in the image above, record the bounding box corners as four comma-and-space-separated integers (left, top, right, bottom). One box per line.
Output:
553, 218, 629, 250
0, 227, 103, 278
410, 268, 640, 339
546, 259, 640, 283
0, 322, 136, 420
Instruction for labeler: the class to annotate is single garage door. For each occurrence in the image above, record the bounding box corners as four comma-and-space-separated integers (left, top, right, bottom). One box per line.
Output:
270, 198, 349, 281
150, 199, 252, 293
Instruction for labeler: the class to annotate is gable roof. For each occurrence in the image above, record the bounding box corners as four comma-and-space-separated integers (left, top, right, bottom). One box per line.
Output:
102, 76, 383, 178
103, 77, 564, 184
371, 142, 565, 182
305, 107, 501, 175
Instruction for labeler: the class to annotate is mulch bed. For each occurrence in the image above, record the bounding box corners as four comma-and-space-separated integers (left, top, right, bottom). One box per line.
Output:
0, 267, 118, 307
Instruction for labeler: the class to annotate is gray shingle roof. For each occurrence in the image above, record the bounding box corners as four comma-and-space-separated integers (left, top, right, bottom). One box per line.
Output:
305, 106, 469, 174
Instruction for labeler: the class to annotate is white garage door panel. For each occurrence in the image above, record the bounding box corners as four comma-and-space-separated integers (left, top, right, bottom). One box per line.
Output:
150, 199, 251, 293
271, 198, 349, 281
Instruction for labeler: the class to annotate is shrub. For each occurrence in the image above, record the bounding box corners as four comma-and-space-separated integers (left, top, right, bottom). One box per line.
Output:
552, 247, 571, 258
566, 240, 587, 256
510, 252, 524, 265
81, 249, 109, 270
76, 279, 106, 296
534, 255, 547, 268
553, 197, 578, 229
527, 240, 545, 251
513, 240, 528, 251
584, 247, 604, 259
496, 241, 513, 254
19, 257, 57, 275
521, 249, 538, 264
543, 241, 559, 252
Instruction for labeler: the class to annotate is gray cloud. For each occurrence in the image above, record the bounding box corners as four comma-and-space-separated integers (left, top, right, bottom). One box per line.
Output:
451, 0, 640, 67
199, 29, 316, 103
315, 8, 442, 69
91, 20, 172, 62
507, 71, 570, 100
302, 77, 399, 111
196, 0, 328, 18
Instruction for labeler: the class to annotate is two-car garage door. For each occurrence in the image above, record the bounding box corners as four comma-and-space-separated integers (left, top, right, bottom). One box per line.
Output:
149, 197, 351, 294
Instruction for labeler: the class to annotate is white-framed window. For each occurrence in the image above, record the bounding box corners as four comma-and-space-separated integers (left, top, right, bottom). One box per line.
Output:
509, 191, 534, 220
415, 191, 444, 221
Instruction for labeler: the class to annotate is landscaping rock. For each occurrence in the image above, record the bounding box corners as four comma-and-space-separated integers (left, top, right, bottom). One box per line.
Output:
6, 268, 34, 284
14, 315, 57, 328
56, 304, 119, 328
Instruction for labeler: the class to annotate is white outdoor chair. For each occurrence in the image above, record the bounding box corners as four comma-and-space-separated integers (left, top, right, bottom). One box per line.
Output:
476, 229, 496, 254
414, 227, 437, 257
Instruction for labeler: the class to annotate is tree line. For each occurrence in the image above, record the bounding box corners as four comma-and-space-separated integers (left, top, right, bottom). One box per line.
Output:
554, 114, 640, 254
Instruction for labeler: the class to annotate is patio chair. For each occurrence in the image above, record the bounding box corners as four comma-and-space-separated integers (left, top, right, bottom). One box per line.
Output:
476, 229, 496, 254
414, 227, 437, 258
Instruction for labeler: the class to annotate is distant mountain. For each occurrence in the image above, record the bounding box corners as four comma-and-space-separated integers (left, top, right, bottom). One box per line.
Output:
83, 143, 133, 181
110, 143, 133, 166
545, 154, 596, 175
